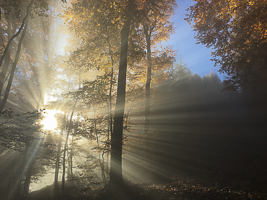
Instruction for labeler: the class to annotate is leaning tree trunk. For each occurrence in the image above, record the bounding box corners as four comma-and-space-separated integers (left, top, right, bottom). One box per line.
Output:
0, 0, 32, 69
0, 17, 29, 112
0, 0, 33, 112
110, 19, 131, 188
0, 19, 13, 97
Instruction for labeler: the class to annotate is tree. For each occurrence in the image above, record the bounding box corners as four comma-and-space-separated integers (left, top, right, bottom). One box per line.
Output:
64, 1, 122, 170
64, 0, 178, 189
64, 0, 133, 188
62, 102, 76, 193
141, 0, 177, 133
0, 0, 66, 113
185, 0, 267, 90
0, 0, 33, 112
0, 109, 46, 199
54, 113, 65, 195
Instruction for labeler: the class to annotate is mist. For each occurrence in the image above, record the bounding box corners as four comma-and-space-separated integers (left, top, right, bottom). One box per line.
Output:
0, 0, 267, 200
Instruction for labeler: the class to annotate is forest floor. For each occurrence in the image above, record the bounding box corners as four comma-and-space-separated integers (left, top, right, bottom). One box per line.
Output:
29, 124, 267, 200
29, 177, 267, 200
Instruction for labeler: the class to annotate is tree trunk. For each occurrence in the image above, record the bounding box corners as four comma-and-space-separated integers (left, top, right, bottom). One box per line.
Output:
12, 145, 29, 200
62, 104, 76, 192
68, 122, 77, 185
23, 154, 35, 199
105, 22, 114, 139
54, 129, 63, 195
0, 0, 32, 69
144, 25, 152, 134
106, 23, 114, 180
110, 19, 131, 188
95, 112, 106, 183
0, 20, 12, 97
70, 136, 73, 180
62, 128, 70, 193
7, 153, 20, 200
0, 18, 29, 112
109, 66, 113, 142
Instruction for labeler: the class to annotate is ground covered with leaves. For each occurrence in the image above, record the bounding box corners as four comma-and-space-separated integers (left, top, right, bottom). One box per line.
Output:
140, 178, 267, 200
29, 177, 267, 200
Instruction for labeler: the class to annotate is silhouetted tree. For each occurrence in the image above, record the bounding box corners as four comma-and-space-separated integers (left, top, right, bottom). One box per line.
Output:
186, 0, 267, 91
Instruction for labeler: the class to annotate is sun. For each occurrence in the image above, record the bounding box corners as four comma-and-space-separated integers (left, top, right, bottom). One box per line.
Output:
41, 109, 58, 130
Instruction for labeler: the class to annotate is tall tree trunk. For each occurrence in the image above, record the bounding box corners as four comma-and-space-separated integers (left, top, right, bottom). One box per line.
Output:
70, 136, 73, 180
12, 145, 30, 200
110, 19, 131, 188
105, 22, 114, 140
109, 66, 113, 144
106, 23, 114, 180
23, 154, 35, 199
68, 122, 77, 185
62, 128, 70, 193
7, 153, 20, 200
62, 104, 76, 192
39, 14, 50, 108
0, 0, 33, 69
54, 128, 63, 195
0, 18, 29, 112
0, 20, 12, 97
144, 25, 152, 134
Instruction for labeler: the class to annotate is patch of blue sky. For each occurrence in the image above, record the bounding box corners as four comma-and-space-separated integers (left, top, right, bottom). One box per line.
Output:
162, 0, 227, 81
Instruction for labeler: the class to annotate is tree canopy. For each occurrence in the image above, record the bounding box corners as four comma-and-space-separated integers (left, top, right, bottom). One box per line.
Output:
186, 0, 267, 90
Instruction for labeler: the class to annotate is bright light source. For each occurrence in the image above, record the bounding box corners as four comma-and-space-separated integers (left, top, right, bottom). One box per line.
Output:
41, 109, 58, 130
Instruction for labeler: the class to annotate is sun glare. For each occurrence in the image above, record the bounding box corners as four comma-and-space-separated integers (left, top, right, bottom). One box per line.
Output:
41, 109, 58, 130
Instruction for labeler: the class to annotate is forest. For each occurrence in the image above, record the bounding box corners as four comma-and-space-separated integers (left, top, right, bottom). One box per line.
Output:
0, 0, 267, 200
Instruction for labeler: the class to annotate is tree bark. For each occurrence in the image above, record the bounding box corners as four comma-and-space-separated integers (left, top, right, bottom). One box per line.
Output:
110, 19, 131, 188
144, 25, 152, 134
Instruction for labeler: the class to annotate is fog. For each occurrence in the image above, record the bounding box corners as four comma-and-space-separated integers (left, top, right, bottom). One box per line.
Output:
0, 1, 267, 200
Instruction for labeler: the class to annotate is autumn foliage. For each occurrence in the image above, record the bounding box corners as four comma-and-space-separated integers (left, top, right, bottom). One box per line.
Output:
186, 0, 267, 90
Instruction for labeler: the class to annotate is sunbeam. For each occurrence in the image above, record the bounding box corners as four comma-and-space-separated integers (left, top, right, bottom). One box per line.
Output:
0, 0, 267, 199
41, 109, 58, 131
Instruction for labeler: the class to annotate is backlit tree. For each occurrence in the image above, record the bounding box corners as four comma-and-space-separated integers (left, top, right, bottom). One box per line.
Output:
186, 0, 267, 90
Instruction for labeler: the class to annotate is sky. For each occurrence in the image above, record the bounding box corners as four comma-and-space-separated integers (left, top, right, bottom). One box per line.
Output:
165, 0, 226, 81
